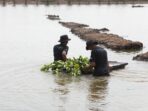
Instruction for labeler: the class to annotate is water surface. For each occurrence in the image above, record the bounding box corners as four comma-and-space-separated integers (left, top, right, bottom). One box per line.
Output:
0, 4, 148, 111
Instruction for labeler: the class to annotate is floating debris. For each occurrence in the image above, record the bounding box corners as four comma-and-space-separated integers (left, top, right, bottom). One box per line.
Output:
109, 61, 128, 71
132, 5, 144, 8
133, 52, 148, 61
47, 14, 60, 20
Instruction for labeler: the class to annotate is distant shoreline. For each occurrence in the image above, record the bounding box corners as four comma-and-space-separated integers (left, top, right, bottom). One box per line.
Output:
0, 0, 148, 5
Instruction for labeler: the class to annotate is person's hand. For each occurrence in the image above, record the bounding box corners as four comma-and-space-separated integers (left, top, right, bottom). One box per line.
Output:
109, 66, 113, 71
82, 64, 93, 74
62, 51, 67, 61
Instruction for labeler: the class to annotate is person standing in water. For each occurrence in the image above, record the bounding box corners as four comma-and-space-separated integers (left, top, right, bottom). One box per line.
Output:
86, 40, 110, 76
53, 35, 71, 61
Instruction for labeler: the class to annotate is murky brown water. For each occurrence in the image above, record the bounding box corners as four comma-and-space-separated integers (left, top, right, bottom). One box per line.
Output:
0, 4, 148, 111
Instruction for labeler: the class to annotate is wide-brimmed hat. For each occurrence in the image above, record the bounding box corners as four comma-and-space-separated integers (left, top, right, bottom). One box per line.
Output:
58, 35, 71, 42
86, 40, 98, 50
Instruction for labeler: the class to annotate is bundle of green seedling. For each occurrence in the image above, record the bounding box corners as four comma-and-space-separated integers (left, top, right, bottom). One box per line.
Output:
41, 56, 92, 76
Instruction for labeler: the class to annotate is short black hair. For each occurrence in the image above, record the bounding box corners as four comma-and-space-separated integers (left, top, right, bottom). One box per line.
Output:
86, 40, 98, 50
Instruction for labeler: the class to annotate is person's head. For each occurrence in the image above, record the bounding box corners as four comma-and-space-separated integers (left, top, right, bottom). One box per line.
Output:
86, 40, 98, 50
58, 35, 71, 46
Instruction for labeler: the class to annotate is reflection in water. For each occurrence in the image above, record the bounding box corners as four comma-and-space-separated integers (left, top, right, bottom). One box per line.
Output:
54, 74, 73, 86
53, 74, 72, 111
88, 77, 108, 101
53, 74, 72, 95
88, 77, 109, 111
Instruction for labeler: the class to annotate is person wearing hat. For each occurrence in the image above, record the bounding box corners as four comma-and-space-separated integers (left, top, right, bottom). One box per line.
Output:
53, 35, 71, 61
86, 40, 110, 76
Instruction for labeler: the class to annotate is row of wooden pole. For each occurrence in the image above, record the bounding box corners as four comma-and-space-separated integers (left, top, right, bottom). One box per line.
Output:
0, 0, 146, 6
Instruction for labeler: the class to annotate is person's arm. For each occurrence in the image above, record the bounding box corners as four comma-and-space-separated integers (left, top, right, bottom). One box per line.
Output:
106, 51, 111, 72
62, 50, 67, 62
89, 61, 96, 68
62, 46, 69, 62
53, 45, 58, 61
87, 50, 96, 69
108, 62, 113, 71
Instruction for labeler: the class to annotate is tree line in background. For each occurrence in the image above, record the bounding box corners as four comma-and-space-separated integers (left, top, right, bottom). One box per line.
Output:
0, 0, 148, 5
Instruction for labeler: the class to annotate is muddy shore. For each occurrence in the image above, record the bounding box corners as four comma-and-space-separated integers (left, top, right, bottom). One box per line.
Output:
133, 52, 148, 61
59, 21, 143, 51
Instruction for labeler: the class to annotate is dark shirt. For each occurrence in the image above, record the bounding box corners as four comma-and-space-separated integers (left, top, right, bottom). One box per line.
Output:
53, 44, 69, 61
90, 46, 109, 76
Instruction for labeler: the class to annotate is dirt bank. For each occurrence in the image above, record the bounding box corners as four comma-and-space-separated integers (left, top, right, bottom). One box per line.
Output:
133, 52, 148, 61
59, 21, 143, 51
